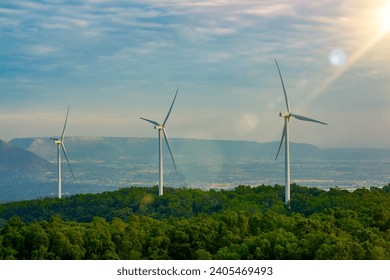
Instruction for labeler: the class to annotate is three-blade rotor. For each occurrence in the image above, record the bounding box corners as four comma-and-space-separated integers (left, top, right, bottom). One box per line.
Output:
274, 59, 327, 160
51, 106, 74, 179
140, 89, 178, 174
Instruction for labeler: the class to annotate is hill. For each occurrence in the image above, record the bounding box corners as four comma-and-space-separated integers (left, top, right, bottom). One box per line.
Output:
0, 139, 54, 202
1, 184, 390, 260
0, 139, 52, 173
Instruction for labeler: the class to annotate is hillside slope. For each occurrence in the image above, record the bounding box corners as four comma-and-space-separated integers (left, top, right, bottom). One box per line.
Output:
0, 139, 52, 172
1, 184, 390, 260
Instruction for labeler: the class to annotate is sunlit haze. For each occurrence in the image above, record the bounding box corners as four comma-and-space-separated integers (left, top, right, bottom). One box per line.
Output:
379, 2, 390, 33
1, 0, 389, 148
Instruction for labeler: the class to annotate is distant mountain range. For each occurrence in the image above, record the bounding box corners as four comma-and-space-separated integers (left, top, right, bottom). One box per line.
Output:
9, 136, 325, 162
9, 136, 390, 162
1, 137, 390, 202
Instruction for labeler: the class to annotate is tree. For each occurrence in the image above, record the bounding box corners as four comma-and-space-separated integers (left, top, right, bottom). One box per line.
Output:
0, 216, 26, 259
84, 217, 117, 259
24, 222, 49, 259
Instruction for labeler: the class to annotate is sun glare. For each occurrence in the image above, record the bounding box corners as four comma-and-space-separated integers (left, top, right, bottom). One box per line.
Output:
379, 2, 390, 33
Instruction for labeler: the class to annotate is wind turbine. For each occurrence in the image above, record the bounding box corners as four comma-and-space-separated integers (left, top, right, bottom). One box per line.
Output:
274, 58, 327, 205
50, 106, 74, 199
140, 89, 178, 196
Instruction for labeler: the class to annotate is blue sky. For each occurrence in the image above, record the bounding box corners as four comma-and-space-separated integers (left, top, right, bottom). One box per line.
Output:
1, 0, 389, 148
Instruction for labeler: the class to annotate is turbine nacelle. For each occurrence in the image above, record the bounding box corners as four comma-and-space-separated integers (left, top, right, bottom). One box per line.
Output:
280, 112, 290, 118
50, 137, 61, 143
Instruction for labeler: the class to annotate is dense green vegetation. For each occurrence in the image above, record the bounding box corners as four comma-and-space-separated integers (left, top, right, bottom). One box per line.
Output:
1, 184, 390, 260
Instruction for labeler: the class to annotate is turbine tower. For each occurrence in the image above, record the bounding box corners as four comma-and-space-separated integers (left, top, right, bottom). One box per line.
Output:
140, 89, 178, 196
50, 106, 74, 199
274, 58, 327, 205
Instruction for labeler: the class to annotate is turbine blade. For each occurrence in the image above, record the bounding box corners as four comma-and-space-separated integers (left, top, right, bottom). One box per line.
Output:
275, 123, 286, 160
274, 58, 291, 113
140, 117, 160, 126
61, 142, 75, 180
291, 113, 327, 125
61, 106, 70, 140
163, 88, 178, 126
163, 129, 177, 174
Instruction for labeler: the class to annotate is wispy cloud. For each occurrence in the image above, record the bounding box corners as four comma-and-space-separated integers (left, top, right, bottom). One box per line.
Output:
29, 44, 59, 55
0, 0, 389, 147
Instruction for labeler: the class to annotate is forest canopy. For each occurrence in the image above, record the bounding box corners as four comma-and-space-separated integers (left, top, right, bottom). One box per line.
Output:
1, 184, 390, 260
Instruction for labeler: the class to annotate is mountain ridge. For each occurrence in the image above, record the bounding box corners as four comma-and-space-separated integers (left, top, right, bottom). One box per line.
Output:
0, 139, 52, 173
9, 136, 325, 162
2, 137, 390, 202
10, 136, 390, 162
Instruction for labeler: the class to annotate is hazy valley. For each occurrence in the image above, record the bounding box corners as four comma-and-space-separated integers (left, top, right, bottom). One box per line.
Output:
1, 136, 390, 202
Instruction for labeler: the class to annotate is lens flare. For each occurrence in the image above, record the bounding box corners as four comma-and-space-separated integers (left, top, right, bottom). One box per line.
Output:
300, 3, 390, 110
329, 49, 347, 67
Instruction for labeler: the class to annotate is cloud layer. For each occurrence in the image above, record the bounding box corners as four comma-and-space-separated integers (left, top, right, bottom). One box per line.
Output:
0, 0, 389, 147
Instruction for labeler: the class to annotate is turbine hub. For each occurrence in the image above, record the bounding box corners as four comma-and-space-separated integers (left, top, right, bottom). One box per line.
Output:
280, 112, 290, 117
